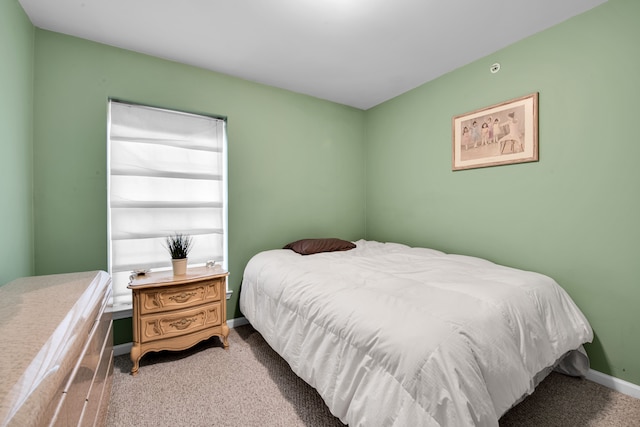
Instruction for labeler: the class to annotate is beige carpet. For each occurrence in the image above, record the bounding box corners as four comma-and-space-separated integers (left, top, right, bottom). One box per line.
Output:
107, 325, 640, 426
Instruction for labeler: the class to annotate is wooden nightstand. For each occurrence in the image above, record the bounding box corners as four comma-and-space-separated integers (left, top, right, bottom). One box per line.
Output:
127, 266, 229, 375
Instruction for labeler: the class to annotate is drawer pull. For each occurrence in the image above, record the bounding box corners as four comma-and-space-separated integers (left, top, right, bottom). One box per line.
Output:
170, 317, 197, 330
169, 291, 196, 303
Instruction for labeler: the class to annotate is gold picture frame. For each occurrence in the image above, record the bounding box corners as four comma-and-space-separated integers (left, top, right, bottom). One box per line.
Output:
452, 93, 538, 171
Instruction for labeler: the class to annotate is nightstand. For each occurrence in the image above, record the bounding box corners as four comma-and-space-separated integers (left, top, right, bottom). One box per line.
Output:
127, 266, 229, 375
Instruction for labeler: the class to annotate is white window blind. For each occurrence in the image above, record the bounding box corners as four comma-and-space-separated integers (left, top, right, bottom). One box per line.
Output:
107, 100, 227, 312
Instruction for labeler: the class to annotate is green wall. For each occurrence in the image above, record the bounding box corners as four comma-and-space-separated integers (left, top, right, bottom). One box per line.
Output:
365, 0, 639, 386
32, 31, 366, 326
0, 0, 35, 285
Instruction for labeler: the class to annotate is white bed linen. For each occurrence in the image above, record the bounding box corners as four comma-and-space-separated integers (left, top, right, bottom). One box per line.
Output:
239, 240, 593, 427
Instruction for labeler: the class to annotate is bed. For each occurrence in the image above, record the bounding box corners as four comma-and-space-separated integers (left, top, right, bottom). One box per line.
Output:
239, 239, 593, 427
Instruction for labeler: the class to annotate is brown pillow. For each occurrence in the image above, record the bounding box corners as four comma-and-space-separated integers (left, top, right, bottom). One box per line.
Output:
283, 238, 356, 255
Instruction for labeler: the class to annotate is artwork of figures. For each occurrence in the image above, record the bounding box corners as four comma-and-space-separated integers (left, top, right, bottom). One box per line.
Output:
452, 93, 538, 170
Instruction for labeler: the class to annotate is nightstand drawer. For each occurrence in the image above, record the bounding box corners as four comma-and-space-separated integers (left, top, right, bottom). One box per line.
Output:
140, 302, 222, 343
139, 278, 223, 315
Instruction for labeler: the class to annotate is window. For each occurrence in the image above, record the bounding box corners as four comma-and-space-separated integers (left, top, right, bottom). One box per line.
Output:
107, 100, 228, 312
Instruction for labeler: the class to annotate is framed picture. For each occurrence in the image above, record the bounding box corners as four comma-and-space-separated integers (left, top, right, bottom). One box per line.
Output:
452, 93, 538, 171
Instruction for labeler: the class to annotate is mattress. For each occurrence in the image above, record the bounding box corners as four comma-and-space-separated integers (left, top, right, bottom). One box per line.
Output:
239, 240, 593, 426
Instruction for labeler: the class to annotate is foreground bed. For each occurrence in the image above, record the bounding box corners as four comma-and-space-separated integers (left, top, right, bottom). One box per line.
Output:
239, 240, 593, 427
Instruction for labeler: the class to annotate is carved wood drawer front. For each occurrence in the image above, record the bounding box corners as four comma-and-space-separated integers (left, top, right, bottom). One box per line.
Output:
140, 302, 222, 343
139, 279, 222, 315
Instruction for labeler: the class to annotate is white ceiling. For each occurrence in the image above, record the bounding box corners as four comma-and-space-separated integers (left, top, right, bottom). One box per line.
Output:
19, 0, 607, 110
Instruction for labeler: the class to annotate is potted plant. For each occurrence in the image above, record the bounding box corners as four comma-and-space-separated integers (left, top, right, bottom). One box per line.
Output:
165, 233, 193, 276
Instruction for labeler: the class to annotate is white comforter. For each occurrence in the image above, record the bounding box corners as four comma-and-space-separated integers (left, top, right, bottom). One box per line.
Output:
239, 240, 593, 427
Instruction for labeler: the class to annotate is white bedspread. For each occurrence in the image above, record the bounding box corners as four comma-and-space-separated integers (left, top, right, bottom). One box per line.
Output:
239, 240, 593, 426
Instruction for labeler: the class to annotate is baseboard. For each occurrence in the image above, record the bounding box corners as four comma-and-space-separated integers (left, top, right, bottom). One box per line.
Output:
227, 316, 249, 328
113, 316, 249, 357
114, 342, 133, 357
586, 369, 640, 399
